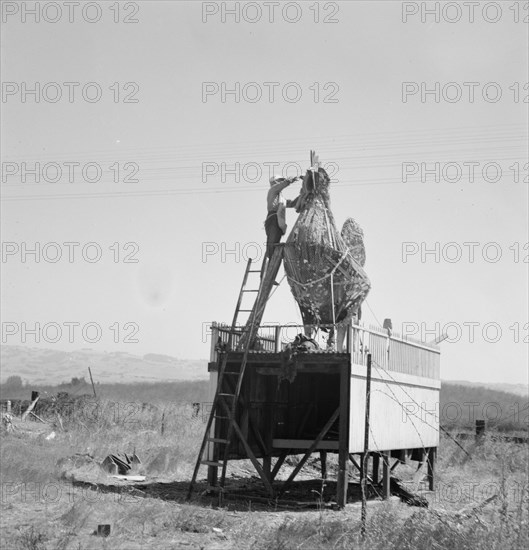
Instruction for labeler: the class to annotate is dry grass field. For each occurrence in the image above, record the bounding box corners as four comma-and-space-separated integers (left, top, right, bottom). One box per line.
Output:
1, 382, 528, 550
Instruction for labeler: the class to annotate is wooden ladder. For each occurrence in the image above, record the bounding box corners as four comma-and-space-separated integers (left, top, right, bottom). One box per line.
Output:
186, 246, 284, 502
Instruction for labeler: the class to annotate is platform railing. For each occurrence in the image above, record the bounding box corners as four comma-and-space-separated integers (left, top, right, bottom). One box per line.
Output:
350, 324, 440, 379
210, 321, 440, 380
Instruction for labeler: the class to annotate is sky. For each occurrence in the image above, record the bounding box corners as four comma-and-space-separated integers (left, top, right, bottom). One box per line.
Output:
1, 1, 528, 384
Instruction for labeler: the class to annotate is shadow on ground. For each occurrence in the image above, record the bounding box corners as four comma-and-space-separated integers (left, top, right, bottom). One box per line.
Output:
66, 475, 386, 512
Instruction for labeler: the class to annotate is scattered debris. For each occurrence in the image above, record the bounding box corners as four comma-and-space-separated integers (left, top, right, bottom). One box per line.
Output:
29, 411, 48, 423
95, 524, 111, 537
1, 412, 16, 433
111, 474, 146, 482
390, 477, 428, 508
101, 452, 142, 475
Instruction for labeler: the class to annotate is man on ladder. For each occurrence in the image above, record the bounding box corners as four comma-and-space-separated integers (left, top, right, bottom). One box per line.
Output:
262, 174, 301, 279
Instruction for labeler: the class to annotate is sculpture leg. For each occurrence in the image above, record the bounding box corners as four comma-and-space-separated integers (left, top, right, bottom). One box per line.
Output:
336, 324, 346, 352
327, 327, 335, 350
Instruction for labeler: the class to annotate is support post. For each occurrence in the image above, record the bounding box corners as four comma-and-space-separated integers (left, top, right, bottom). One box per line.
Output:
263, 455, 272, 481
372, 453, 380, 484
320, 451, 327, 480
207, 465, 218, 487
361, 354, 372, 537
337, 360, 351, 508
427, 447, 436, 491
271, 451, 288, 481
382, 452, 391, 499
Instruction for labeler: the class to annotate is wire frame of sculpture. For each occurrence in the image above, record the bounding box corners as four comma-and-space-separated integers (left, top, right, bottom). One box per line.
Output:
283, 167, 371, 328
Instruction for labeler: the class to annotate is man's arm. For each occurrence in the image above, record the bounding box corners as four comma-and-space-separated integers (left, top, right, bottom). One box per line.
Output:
268, 179, 291, 198
267, 177, 299, 210
286, 196, 300, 208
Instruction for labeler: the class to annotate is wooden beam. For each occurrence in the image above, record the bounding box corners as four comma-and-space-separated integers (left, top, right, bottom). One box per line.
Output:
270, 451, 288, 481
349, 454, 373, 482
225, 351, 349, 365
219, 398, 274, 497
337, 360, 351, 508
382, 452, 390, 499
360, 353, 372, 528
256, 364, 342, 375
372, 453, 380, 484
349, 454, 362, 472
320, 451, 327, 480
279, 407, 340, 496
222, 374, 268, 458
273, 439, 338, 450
263, 456, 272, 481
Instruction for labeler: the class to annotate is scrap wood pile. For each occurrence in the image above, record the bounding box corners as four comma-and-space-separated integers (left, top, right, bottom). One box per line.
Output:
283, 158, 371, 330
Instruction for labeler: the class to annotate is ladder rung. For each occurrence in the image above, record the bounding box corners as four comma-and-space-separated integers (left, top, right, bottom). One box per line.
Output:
224, 371, 240, 375
248, 270, 261, 273
218, 393, 236, 398
201, 460, 224, 468
206, 437, 228, 444
239, 309, 253, 312
214, 415, 230, 420
242, 289, 259, 292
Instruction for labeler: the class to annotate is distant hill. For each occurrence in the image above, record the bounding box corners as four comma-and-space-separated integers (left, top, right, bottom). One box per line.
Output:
0, 345, 209, 386
441, 381, 528, 432
444, 379, 528, 397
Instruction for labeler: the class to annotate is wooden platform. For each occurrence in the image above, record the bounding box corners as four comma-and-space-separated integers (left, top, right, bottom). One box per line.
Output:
205, 323, 441, 507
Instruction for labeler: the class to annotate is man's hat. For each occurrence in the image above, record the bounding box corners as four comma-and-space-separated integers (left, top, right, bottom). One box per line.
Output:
269, 174, 284, 185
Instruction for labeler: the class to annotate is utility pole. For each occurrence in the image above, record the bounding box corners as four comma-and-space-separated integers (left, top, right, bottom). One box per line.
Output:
88, 367, 97, 398
361, 353, 372, 539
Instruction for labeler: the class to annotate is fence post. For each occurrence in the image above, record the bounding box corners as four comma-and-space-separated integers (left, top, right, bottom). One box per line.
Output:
361, 354, 372, 537
475, 419, 486, 441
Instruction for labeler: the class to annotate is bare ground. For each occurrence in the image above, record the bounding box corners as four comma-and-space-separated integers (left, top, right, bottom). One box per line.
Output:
1, 413, 527, 550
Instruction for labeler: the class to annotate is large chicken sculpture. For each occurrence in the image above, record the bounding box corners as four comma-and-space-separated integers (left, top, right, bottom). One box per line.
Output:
283, 153, 371, 348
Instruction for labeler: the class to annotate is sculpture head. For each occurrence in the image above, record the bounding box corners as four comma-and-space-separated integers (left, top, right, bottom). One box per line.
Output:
296, 167, 331, 212
302, 167, 330, 193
